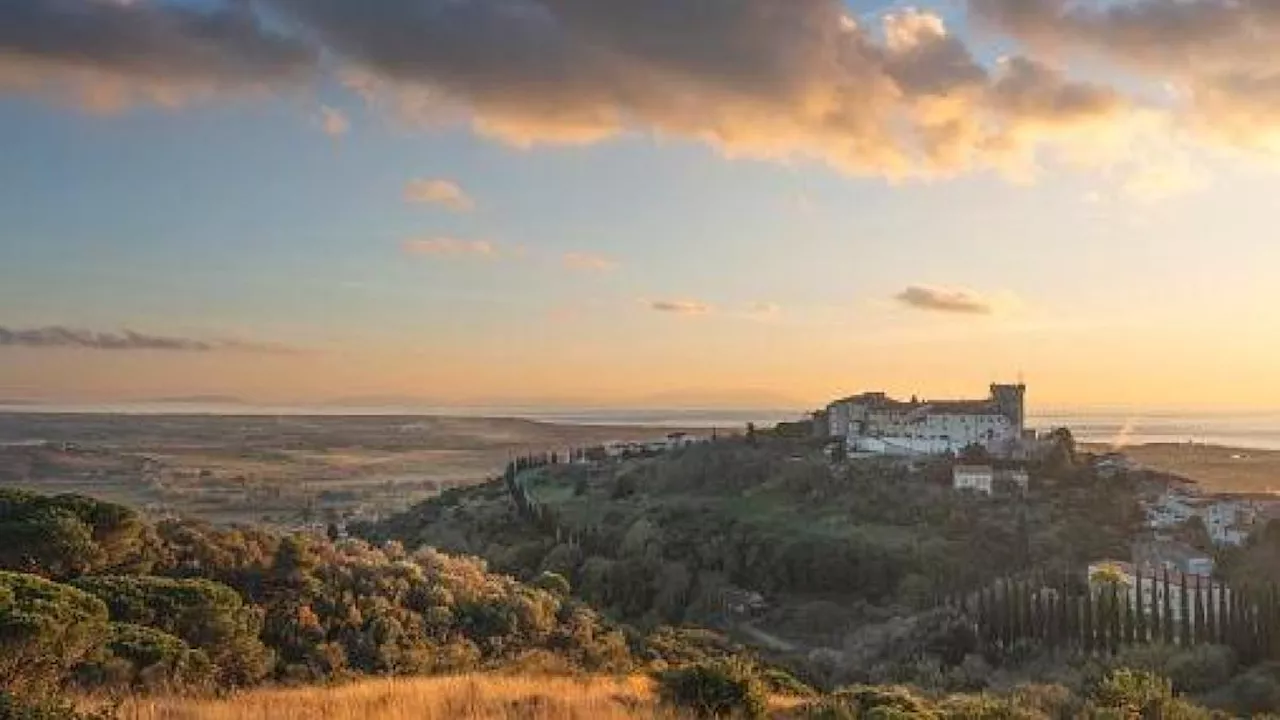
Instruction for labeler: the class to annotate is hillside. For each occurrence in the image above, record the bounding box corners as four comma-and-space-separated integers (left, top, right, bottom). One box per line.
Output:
358, 433, 1147, 683
0, 487, 788, 715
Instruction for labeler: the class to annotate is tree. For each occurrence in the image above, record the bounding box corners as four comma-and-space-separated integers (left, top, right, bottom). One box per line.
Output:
745, 423, 758, 448
0, 571, 110, 696
71, 575, 273, 686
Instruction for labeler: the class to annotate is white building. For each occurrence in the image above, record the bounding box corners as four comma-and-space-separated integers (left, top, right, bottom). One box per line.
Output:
954, 465, 995, 494
827, 384, 1026, 458
1144, 485, 1261, 547
665, 432, 700, 450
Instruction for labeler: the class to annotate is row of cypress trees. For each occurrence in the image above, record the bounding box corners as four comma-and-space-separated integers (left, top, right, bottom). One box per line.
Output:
955, 569, 1280, 663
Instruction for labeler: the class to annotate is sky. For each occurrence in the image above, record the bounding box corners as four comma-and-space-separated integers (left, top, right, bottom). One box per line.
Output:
3, 0, 1280, 411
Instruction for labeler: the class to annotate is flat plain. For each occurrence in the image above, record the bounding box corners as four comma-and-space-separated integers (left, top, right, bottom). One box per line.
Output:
0, 413, 700, 527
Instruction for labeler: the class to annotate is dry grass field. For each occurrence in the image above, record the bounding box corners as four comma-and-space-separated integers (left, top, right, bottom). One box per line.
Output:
1104, 443, 1280, 494
115, 675, 696, 720
0, 414, 705, 527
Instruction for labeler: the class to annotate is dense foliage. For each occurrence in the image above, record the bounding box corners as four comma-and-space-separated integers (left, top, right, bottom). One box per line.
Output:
658, 658, 768, 719
362, 435, 1141, 635
0, 488, 740, 708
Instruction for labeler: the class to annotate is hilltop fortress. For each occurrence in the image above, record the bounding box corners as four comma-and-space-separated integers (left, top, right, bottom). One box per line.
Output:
825, 383, 1027, 458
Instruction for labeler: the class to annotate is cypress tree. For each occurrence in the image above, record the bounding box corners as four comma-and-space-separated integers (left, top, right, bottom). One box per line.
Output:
1149, 570, 1162, 645
1096, 583, 1111, 654
1082, 585, 1095, 656
1123, 582, 1136, 647
975, 586, 990, 647
1019, 579, 1033, 643
1218, 579, 1231, 646
1162, 568, 1175, 645
1004, 580, 1018, 648
1110, 581, 1123, 654
1179, 571, 1192, 647
1193, 575, 1207, 645
1134, 572, 1147, 644
1062, 579, 1075, 650
1206, 576, 1218, 647
1268, 584, 1280, 661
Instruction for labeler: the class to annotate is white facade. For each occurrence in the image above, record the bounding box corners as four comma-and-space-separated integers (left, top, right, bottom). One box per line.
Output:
1144, 486, 1259, 547
827, 384, 1025, 458
954, 465, 995, 494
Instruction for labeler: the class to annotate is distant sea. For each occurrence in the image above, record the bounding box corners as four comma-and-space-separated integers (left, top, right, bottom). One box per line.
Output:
5, 404, 1280, 451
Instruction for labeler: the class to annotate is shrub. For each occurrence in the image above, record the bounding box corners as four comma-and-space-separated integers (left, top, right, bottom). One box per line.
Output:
822, 685, 936, 719
0, 692, 117, 720
531, 571, 570, 598
1221, 665, 1280, 716
1164, 646, 1236, 694
936, 693, 1034, 719
1086, 668, 1212, 719
658, 658, 768, 719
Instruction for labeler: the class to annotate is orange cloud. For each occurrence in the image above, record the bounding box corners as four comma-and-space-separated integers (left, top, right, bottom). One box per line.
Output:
264, 1, 1134, 178
563, 252, 619, 273
404, 178, 475, 212
318, 105, 349, 136
402, 237, 498, 258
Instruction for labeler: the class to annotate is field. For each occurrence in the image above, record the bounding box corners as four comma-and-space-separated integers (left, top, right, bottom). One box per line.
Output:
0, 413, 701, 528
116, 675, 669, 720
1103, 443, 1280, 495
113, 674, 804, 720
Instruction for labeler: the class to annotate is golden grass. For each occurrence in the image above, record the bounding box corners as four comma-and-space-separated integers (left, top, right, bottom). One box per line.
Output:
117, 674, 696, 720
1100, 443, 1280, 494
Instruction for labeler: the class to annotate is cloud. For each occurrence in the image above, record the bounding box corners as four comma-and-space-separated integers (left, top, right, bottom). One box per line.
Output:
562, 252, 619, 273
259, 0, 1135, 178
650, 300, 712, 316
969, 0, 1280, 150
0, 0, 315, 112
894, 286, 995, 315
9, 0, 1278, 181
404, 178, 475, 212
318, 105, 349, 136
745, 302, 782, 320
402, 237, 499, 258
0, 326, 295, 353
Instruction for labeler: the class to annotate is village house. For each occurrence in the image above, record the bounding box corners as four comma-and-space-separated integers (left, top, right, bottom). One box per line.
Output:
1143, 482, 1264, 547
953, 465, 994, 494
952, 465, 1030, 495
